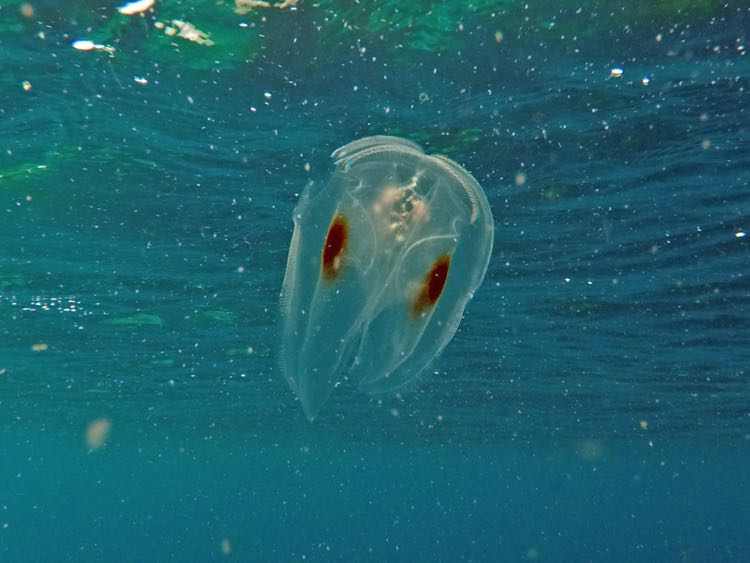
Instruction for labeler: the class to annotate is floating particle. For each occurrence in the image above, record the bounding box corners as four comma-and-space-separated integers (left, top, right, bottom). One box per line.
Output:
21, 81, 32, 92
515, 171, 527, 186
642, 76, 650, 86
609, 67, 623, 78
71, 40, 115, 54
31, 343, 48, 352
0, 368, 6, 376
20, 3, 34, 17
133, 76, 148, 85
655, 33, 663, 42
640, 420, 648, 430
701, 139, 711, 150
85, 418, 112, 450
736, 231, 747, 238
72, 39, 97, 51
235, 0, 299, 14
494, 31, 504, 43
264, 91, 272, 99
303, 162, 310, 172
220, 539, 231, 555
170, 20, 215, 46
117, 0, 154, 15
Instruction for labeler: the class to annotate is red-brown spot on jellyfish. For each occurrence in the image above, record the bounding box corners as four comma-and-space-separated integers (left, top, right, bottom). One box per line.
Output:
412, 254, 451, 316
321, 213, 348, 280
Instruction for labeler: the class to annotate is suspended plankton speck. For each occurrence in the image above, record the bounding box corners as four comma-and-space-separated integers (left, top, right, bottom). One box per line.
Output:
134, 76, 148, 85
117, 0, 155, 16
85, 418, 112, 450
71, 40, 115, 54
72, 39, 97, 51
21, 80, 32, 92
264, 92, 272, 99
736, 231, 747, 238
609, 67, 623, 78
642, 76, 650, 86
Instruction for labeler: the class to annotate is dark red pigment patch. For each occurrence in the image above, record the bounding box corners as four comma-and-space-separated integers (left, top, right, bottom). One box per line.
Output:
321, 214, 348, 280
411, 254, 450, 317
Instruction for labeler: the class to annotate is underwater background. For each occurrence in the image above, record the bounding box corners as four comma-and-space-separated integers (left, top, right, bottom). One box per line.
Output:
1, 0, 749, 560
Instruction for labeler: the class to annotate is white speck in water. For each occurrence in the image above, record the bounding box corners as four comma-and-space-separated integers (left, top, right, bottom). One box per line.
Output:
72, 40, 96, 51
117, 0, 154, 16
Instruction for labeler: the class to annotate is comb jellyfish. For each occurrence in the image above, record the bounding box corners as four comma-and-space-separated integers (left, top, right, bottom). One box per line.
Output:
279, 136, 494, 419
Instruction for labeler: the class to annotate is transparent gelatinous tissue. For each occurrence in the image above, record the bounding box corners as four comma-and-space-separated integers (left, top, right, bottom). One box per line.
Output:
279, 136, 494, 420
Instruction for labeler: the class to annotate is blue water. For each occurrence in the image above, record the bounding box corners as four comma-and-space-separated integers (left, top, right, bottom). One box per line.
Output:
1, 1, 749, 561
